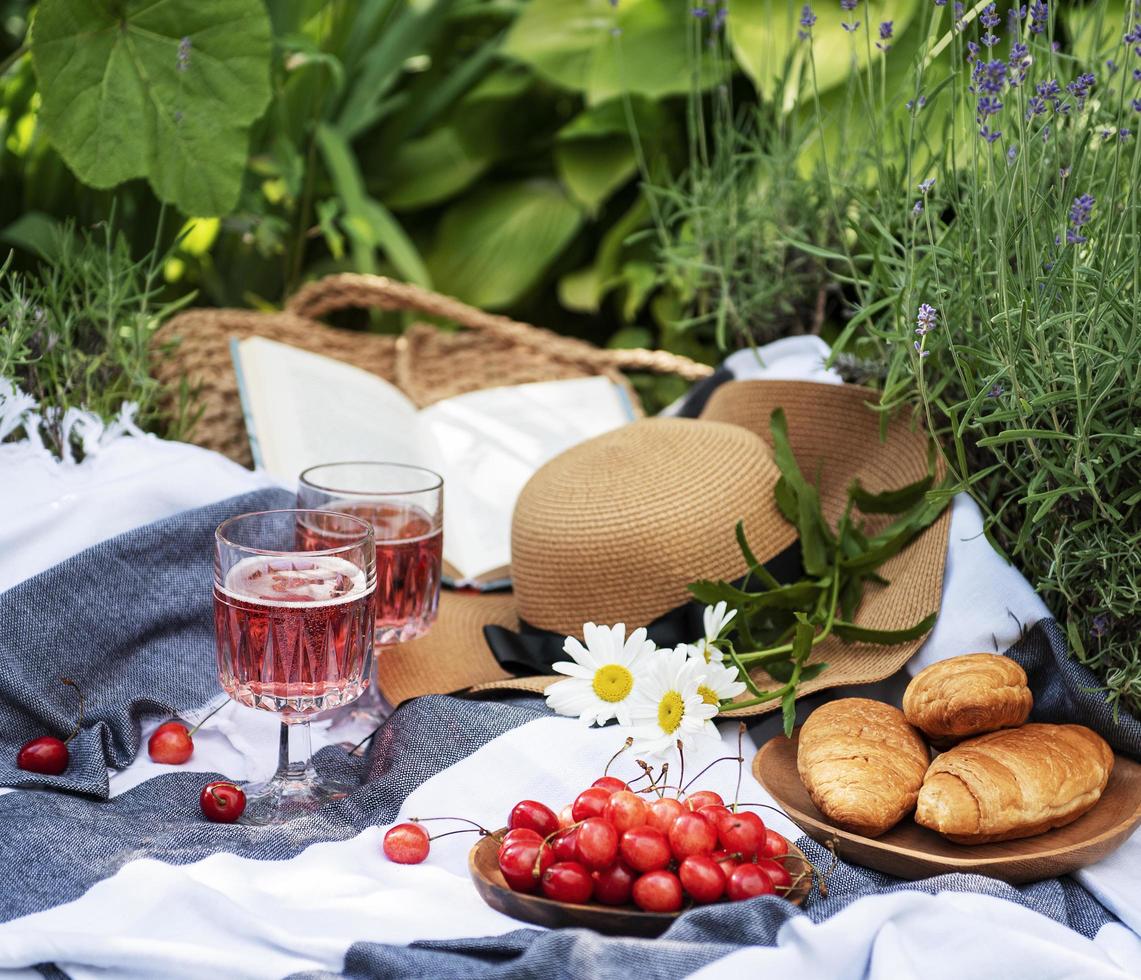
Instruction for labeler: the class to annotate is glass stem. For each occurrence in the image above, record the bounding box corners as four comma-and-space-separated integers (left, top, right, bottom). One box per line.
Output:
276, 719, 316, 783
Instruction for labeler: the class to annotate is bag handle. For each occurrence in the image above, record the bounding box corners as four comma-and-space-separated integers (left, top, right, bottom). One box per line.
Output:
285, 274, 714, 382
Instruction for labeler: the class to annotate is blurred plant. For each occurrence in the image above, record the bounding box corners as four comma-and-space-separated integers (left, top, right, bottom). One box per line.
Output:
0, 219, 197, 460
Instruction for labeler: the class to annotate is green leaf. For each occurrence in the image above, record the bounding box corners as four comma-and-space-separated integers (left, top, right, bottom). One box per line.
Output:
770, 409, 830, 575
31, 0, 273, 215
503, 0, 726, 104
555, 138, 638, 214
378, 126, 496, 211
736, 519, 782, 589
426, 180, 583, 309
2, 212, 67, 261
849, 473, 934, 514
832, 612, 937, 644
781, 687, 797, 737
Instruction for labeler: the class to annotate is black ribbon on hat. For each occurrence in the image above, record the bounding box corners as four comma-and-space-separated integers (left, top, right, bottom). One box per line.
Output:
483, 540, 803, 676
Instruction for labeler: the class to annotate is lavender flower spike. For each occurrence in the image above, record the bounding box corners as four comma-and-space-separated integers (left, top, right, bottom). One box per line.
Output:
916, 303, 937, 335
177, 36, 191, 73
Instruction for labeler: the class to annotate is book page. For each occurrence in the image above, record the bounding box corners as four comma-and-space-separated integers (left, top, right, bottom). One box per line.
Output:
233, 337, 442, 484
422, 377, 635, 582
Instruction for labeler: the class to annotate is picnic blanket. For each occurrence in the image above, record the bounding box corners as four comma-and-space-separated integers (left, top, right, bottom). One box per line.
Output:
0, 338, 1138, 980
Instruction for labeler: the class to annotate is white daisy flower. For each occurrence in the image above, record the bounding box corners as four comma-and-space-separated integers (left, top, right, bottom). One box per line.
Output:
689, 601, 738, 664
623, 645, 719, 757
692, 654, 748, 708
545, 622, 656, 727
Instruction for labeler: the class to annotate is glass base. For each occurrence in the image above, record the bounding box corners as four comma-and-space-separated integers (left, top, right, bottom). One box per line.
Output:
239, 770, 357, 825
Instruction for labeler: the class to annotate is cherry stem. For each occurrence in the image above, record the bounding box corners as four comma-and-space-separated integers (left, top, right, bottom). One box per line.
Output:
681, 754, 743, 794
409, 816, 492, 835
604, 738, 633, 778
734, 722, 746, 810
61, 678, 84, 745
187, 699, 227, 737
426, 827, 489, 843
675, 740, 685, 799
533, 822, 585, 877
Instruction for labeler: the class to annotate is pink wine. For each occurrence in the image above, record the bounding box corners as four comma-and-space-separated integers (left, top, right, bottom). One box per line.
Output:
214, 554, 376, 717
297, 502, 442, 644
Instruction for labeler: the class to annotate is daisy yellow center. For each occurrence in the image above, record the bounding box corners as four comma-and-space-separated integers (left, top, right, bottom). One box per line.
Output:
657, 690, 686, 734
592, 664, 634, 703
698, 685, 720, 707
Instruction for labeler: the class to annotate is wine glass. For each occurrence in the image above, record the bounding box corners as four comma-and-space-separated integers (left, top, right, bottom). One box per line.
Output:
213, 509, 376, 824
297, 462, 444, 725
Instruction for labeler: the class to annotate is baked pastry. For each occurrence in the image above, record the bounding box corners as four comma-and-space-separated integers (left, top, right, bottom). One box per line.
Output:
797, 698, 930, 838
915, 723, 1114, 844
903, 653, 1032, 744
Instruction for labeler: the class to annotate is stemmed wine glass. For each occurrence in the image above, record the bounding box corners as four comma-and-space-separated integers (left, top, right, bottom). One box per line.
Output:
297, 462, 443, 725
213, 509, 376, 824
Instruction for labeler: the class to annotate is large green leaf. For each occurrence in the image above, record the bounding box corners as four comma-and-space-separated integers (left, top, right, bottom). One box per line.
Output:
427, 181, 583, 308
730, 0, 919, 103
379, 126, 497, 211
503, 0, 726, 104
31, 0, 272, 216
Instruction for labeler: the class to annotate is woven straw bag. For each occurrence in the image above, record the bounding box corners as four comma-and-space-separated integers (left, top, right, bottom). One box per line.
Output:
152, 273, 714, 467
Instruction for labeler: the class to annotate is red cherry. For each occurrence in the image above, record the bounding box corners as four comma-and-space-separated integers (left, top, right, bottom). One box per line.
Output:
668, 811, 718, 860
712, 849, 741, 879
508, 800, 560, 839
498, 839, 554, 893
632, 869, 684, 913
727, 863, 775, 901
16, 736, 69, 776
592, 861, 638, 906
603, 790, 648, 834
148, 723, 193, 765
717, 812, 764, 858
574, 817, 619, 870
558, 804, 575, 828
571, 787, 611, 822
591, 775, 628, 795
763, 828, 790, 859
699, 803, 733, 826
685, 789, 724, 810
619, 825, 671, 873
200, 781, 246, 823
754, 856, 793, 892
498, 828, 543, 860
646, 797, 686, 834
541, 861, 594, 904
384, 822, 430, 864
552, 826, 580, 863
679, 854, 727, 904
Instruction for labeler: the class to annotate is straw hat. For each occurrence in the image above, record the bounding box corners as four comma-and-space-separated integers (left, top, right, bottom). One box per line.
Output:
376, 381, 951, 716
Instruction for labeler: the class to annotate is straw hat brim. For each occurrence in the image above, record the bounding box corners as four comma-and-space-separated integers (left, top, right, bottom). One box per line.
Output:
376, 381, 951, 716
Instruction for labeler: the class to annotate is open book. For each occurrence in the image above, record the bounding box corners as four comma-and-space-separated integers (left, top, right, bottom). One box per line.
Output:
232, 336, 636, 587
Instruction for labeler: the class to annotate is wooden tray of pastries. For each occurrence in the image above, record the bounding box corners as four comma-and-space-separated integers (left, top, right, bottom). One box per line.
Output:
753, 654, 1141, 884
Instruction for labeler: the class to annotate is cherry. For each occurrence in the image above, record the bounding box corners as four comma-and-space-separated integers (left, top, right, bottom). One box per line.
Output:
698, 803, 733, 826
717, 812, 764, 859
574, 817, 619, 870
508, 800, 560, 839
558, 804, 575, 828
552, 826, 579, 863
685, 789, 724, 811
754, 856, 792, 892
646, 797, 686, 834
592, 862, 637, 906
726, 863, 776, 901
679, 854, 727, 904
603, 790, 648, 834
763, 828, 790, 858
200, 781, 246, 823
668, 811, 718, 860
541, 861, 594, 904
619, 826, 671, 873
384, 822, 431, 864
591, 776, 628, 795
148, 723, 193, 765
17, 677, 83, 777
16, 736, 69, 776
712, 848, 741, 879
632, 869, 684, 913
498, 827, 543, 860
571, 787, 611, 822
498, 838, 554, 893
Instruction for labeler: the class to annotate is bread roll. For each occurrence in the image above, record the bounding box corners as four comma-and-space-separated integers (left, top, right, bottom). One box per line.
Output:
903, 653, 1032, 744
915, 723, 1114, 844
797, 698, 930, 838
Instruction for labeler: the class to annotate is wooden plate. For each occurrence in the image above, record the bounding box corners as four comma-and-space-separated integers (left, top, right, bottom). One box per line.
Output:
754, 731, 1141, 884
469, 828, 812, 936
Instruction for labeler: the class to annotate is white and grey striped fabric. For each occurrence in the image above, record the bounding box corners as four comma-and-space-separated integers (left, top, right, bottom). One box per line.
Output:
0, 340, 1138, 980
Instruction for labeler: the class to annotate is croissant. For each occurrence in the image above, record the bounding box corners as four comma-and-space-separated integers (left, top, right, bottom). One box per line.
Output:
915, 723, 1114, 844
797, 698, 930, 838
903, 653, 1032, 744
